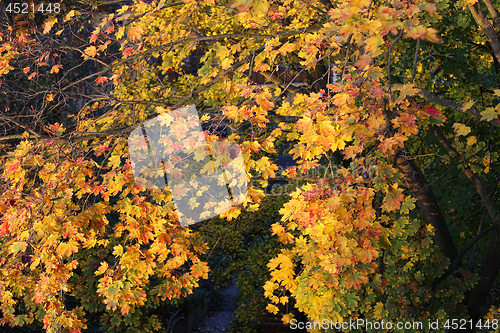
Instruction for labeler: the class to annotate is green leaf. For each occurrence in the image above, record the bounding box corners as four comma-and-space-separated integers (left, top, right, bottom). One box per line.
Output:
108, 286, 119, 296
345, 293, 359, 308
400, 197, 416, 214
198, 64, 212, 77
10, 242, 27, 254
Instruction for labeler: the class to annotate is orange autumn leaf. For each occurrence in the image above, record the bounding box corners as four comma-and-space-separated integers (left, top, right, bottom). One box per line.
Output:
425, 28, 444, 44
95, 76, 108, 85
123, 47, 134, 58
382, 184, 405, 212
50, 64, 62, 73
127, 26, 143, 41
84, 46, 97, 58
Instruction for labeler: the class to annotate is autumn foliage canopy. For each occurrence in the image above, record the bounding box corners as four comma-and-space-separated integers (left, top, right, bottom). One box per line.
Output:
1, 0, 500, 332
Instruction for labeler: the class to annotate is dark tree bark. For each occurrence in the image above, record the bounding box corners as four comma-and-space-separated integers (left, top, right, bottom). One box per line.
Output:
394, 150, 458, 261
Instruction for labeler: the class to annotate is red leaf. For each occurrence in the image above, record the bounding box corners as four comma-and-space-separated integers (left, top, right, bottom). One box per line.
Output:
123, 47, 134, 58
105, 25, 115, 34
425, 106, 440, 117
6, 160, 20, 177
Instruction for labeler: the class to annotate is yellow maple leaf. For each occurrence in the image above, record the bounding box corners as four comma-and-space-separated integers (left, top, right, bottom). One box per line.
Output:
113, 245, 123, 257
467, 136, 477, 146
222, 207, 241, 221
252, 0, 268, 15
351, 0, 371, 7
365, 35, 384, 54
373, 302, 384, 320
10, 241, 27, 254
282, 313, 294, 324
395, 83, 420, 103
296, 117, 313, 132
266, 304, 279, 314
452, 123, 471, 136
42, 17, 57, 34
220, 57, 233, 70
64, 10, 77, 22
480, 107, 499, 121
278, 42, 296, 56
333, 92, 349, 106
84, 46, 97, 58
461, 100, 475, 111
317, 120, 336, 136
56, 240, 79, 257
95, 262, 109, 276
223, 105, 240, 119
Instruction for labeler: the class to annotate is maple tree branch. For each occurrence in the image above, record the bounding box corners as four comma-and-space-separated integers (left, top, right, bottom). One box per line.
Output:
0, 134, 34, 141
251, 176, 322, 182
0, 128, 127, 143
142, 26, 323, 56
260, 71, 309, 95
0, 45, 272, 144
60, 70, 109, 92
415, 88, 500, 127
172, 46, 266, 108
468, 2, 500, 64
429, 125, 500, 222
468, 226, 500, 320
0, 115, 43, 139
59, 46, 109, 67
483, 0, 500, 29
387, 30, 404, 96
268, 114, 301, 123
467, 209, 487, 270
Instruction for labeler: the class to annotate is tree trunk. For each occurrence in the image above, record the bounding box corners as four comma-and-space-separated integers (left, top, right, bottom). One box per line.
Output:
394, 150, 458, 261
